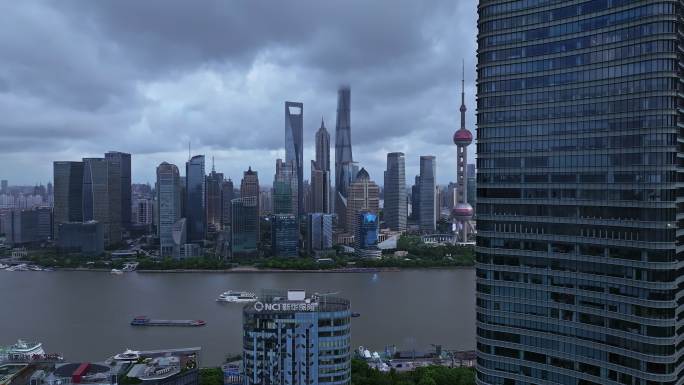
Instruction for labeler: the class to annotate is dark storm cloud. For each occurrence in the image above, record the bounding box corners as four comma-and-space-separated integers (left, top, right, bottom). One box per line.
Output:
0, 0, 477, 184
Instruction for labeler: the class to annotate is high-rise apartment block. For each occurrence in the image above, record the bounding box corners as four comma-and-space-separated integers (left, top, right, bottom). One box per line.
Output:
476, 2, 683, 384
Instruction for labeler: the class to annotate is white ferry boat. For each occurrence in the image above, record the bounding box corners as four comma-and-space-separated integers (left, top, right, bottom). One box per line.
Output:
216, 291, 258, 303
1, 339, 45, 357
113, 349, 141, 361
110, 269, 124, 275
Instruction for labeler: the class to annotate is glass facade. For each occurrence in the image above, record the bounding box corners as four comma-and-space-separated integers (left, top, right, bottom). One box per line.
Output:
186, 155, 206, 243
307, 213, 333, 254
53, 161, 84, 239
384, 152, 407, 231
157, 162, 182, 258
271, 214, 299, 258
476, 1, 683, 384
231, 196, 258, 257
242, 291, 351, 385
285, 101, 304, 216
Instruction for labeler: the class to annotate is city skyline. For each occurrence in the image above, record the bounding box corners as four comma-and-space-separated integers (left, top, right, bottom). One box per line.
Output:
0, 1, 477, 186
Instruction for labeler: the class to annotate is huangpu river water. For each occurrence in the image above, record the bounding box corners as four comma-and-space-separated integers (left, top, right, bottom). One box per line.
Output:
0, 269, 475, 366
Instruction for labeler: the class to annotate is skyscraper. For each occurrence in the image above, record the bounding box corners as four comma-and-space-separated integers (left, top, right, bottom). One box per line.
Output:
221, 178, 234, 230
82, 158, 113, 245
306, 213, 333, 255
476, 3, 683, 384
311, 119, 331, 213
53, 161, 83, 239
206, 163, 224, 234
418, 156, 436, 232
410, 175, 420, 222
285, 101, 304, 216
105, 151, 131, 231
231, 196, 258, 257
272, 159, 297, 215
334, 86, 353, 228
240, 167, 259, 199
384, 152, 406, 231
156, 162, 181, 257
271, 214, 298, 258
240, 167, 260, 244
346, 168, 380, 236
185, 155, 206, 243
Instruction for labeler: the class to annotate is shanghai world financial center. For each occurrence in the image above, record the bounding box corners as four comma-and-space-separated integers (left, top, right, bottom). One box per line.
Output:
476, 1, 683, 385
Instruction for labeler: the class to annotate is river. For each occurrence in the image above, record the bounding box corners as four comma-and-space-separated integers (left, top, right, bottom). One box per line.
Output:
0, 269, 475, 366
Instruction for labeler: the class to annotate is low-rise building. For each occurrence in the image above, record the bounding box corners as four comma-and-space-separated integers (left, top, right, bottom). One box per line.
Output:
57, 221, 104, 255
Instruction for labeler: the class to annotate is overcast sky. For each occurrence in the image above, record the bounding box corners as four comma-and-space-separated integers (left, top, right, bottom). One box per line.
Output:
0, 1, 477, 187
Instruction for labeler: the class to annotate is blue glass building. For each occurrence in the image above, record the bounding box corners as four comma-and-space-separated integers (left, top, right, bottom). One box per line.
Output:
476, 1, 683, 384
355, 212, 380, 259
307, 213, 333, 255
242, 290, 351, 385
271, 214, 299, 258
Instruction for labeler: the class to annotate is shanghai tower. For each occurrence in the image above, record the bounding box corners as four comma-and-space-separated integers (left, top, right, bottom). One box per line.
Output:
334, 86, 353, 230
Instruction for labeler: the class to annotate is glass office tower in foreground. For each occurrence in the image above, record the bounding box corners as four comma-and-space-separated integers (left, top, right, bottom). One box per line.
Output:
476, 1, 683, 384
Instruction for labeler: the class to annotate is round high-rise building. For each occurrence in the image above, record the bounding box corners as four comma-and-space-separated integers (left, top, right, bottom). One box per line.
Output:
452, 69, 473, 242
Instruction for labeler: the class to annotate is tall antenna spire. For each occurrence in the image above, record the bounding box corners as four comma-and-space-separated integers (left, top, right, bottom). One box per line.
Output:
212, 156, 215, 173
460, 60, 466, 130
188, 141, 191, 161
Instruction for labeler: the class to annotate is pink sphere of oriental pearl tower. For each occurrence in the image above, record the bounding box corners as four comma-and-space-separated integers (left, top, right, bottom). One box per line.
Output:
452, 65, 474, 243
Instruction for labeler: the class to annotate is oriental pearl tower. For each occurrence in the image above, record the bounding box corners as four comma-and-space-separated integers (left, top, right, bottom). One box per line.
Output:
452, 66, 474, 243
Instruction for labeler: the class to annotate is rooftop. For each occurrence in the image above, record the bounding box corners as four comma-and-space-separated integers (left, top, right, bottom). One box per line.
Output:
244, 290, 350, 314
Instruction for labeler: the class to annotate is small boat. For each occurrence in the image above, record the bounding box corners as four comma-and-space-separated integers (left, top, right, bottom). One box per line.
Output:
6, 264, 28, 272
130, 316, 206, 327
110, 269, 123, 275
216, 291, 258, 303
113, 349, 141, 361
122, 262, 139, 272
351, 312, 361, 318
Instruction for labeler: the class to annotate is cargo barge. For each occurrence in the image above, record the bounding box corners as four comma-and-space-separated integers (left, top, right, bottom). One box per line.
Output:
130, 316, 206, 327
